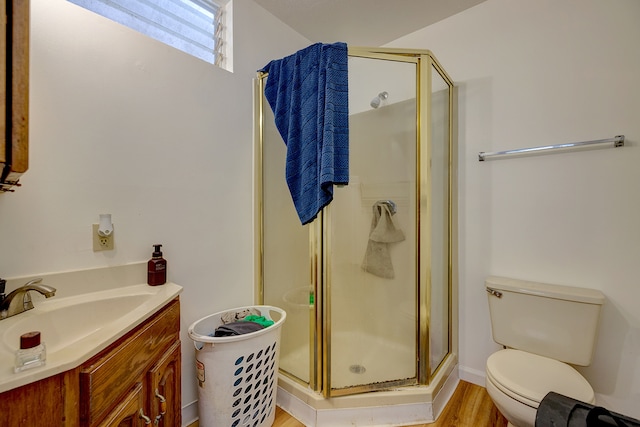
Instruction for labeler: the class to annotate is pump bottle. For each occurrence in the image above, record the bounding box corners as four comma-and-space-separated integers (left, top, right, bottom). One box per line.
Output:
148, 244, 167, 286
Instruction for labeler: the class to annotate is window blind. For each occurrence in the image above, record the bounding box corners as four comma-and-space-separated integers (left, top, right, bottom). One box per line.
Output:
68, 0, 224, 65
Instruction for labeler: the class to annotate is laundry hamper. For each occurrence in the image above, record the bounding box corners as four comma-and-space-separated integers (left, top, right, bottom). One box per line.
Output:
188, 305, 286, 427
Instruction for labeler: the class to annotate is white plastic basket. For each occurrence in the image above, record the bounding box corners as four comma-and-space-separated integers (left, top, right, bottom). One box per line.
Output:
188, 305, 286, 427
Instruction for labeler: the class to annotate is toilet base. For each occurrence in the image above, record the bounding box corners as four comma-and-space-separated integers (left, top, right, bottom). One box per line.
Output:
486, 374, 537, 427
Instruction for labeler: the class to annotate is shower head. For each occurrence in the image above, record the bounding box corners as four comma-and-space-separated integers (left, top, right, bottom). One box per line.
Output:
370, 91, 388, 109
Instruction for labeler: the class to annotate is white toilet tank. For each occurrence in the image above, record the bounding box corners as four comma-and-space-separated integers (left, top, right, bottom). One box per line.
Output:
486, 276, 605, 366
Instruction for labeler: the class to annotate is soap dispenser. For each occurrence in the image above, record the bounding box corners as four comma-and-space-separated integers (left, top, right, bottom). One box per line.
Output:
147, 244, 167, 286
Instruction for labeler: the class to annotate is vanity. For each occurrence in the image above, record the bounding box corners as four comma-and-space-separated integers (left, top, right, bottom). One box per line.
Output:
0, 264, 183, 426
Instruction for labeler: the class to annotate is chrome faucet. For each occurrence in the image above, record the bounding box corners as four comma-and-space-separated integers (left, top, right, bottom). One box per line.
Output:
0, 278, 57, 320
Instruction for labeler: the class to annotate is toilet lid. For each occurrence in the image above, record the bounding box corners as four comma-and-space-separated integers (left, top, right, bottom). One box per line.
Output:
486, 349, 595, 407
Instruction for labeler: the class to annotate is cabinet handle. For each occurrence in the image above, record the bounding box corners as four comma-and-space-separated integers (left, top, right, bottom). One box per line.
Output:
154, 388, 167, 425
155, 388, 167, 415
139, 408, 152, 425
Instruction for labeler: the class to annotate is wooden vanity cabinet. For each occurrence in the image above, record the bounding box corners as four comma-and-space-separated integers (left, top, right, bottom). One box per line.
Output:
0, 298, 182, 427
98, 341, 181, 427
80, 298, 181, 427
0, 371, 72, 426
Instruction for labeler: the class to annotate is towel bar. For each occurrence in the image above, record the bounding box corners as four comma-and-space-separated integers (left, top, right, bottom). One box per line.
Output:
478, 135, 624, 161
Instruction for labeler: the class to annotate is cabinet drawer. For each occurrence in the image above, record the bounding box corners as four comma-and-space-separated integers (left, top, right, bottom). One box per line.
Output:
80, 299, 180, 426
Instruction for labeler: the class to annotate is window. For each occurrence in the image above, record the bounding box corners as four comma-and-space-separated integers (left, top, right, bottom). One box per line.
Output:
68, 0, 230, 68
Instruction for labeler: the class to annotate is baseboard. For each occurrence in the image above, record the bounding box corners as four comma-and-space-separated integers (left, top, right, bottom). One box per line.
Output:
182, 400, 199, 427
458, 365, 486, 387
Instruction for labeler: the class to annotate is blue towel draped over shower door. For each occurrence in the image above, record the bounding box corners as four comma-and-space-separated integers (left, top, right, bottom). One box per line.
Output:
259, 42, 349, 225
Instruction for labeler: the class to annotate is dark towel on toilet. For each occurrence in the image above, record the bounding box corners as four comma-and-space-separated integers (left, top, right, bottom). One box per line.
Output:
259, 42, 349, 225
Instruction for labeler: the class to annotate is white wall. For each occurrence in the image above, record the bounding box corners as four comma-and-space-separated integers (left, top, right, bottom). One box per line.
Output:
5, 0, 640, 421
389, 0, 640, 417
0, 0, 309, 422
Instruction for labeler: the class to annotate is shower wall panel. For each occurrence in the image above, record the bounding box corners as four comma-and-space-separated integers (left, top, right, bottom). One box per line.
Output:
261, 101, 312, 384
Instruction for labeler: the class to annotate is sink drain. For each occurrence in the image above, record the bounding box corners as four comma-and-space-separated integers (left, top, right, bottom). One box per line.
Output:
349, 364, 366, 374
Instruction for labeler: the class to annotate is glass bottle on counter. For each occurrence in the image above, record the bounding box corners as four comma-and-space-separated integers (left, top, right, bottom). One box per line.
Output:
15, 331, 46, 373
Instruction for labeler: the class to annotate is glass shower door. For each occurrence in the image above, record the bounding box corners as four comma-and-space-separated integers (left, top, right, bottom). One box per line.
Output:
325, 54, 419, 395
260, 93, 313, 385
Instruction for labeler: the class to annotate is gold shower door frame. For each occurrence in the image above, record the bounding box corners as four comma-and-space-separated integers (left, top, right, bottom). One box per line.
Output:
255, 47, 456, 398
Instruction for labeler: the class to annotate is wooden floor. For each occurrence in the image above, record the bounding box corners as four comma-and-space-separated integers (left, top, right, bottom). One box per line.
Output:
190, 380, 507, 427
272, 380, 507, 427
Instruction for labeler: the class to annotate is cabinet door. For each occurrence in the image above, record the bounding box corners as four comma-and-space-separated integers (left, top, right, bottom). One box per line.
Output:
0, 0, 29, 191
98, 383, 149, 427
81, 300, 180, 426
148, 341, 182, 427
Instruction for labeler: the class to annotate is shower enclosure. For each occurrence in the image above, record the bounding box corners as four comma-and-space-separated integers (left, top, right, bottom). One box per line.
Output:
255, 47, 456, 409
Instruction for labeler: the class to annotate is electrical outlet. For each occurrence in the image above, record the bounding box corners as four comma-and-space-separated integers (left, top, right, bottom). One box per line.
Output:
92, 224, 114, 251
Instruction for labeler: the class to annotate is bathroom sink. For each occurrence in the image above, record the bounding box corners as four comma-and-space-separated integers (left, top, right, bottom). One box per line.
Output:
3, 293, 150, 353
0, 282, 182, 394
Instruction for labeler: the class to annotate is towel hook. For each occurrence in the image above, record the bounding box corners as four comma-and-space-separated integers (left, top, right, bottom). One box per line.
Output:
376, 200, 397, 215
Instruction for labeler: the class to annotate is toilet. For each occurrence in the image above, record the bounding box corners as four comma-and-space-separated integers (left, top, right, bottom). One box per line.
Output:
484, 276, 605, 427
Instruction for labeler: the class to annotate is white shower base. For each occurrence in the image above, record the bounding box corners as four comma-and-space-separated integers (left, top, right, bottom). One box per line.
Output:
277, 340, 459, 426
280, 330, 445, 389
280, 330, 418, 389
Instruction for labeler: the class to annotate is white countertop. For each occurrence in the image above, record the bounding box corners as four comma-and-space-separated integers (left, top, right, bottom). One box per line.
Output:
0, 263, 182, 393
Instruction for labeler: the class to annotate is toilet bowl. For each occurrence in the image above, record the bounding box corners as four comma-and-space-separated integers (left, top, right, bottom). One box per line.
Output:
485, 349, 595, 427
484, 276, 605, 427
